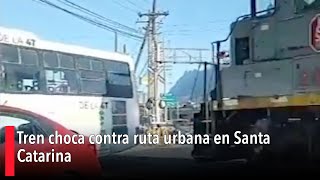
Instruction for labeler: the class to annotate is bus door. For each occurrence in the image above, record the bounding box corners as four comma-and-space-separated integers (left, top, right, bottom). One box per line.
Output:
98, 97, 112, 156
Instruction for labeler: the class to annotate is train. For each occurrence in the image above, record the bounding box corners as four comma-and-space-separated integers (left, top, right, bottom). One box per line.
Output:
192, 0, 320, 165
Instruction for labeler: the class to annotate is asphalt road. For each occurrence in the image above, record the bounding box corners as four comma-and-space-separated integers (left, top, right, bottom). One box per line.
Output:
99, 145, 320, 178
99, 145, 249, 178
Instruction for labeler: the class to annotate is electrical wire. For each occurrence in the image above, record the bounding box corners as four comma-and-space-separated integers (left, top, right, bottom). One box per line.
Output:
58, 0, 141, 34
111, 0, 139, 14
33, 0, 143, 40
125, 0, 147, 11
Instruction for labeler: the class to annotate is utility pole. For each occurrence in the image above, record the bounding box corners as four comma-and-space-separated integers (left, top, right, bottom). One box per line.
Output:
114, 31, 118, 52
138, 0, 169, 125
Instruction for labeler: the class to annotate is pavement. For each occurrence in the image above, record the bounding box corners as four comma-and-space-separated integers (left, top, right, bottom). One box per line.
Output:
98, 144, 320, 178
99, 144, 248, 178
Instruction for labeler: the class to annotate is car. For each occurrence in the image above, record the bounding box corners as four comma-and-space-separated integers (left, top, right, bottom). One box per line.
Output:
0, 105, 102, 176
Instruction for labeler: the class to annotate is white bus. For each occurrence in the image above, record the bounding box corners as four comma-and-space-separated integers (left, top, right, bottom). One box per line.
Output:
0, 27, 140, 156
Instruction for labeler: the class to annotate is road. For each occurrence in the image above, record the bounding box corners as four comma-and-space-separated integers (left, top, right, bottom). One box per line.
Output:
99, 144, 320, 178
99, 145, 250, 178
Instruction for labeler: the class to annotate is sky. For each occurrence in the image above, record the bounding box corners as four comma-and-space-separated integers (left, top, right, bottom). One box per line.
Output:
0, 0, 273, 91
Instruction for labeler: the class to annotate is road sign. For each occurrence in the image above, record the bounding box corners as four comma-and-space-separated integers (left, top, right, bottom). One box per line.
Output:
162, 94, 177, 102
161, 93, 178, 108
310, 14, 320, 52
166, 101, 178, 108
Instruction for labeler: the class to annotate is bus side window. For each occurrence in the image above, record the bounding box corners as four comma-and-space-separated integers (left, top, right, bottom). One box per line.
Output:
91, 59, 103, 72
78, 57, 106, 95
77, 57, 91, 70
44, 52, 78, 94
1, 47, 41, 93
0, 44, 19, 63
3, 64, 41, 92
59, 54, 75, 69
79, 70, 106, 94
20, 48, 38, 66
45, 69, 78, 94
43, 52, 58, 68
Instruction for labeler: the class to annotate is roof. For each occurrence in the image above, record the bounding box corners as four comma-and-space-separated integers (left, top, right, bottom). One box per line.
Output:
0, 26, 134, 69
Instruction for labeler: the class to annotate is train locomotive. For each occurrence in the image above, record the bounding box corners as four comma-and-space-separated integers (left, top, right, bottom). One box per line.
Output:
193, 0, 320, 165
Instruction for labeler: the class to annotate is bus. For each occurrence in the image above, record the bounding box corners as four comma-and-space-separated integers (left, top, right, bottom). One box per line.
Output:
0, 26, 140, 156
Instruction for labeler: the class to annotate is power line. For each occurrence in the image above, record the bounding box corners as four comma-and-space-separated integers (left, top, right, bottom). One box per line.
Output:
33, 0, 143, 40
111, 0, 139, 14
125, 0, 147, 11
58, 0, 141, 34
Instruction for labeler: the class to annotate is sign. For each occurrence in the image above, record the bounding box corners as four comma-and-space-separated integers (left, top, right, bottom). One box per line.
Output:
161, 93, 178, 108
310, 14, 320, 52
161, 93, 176, 102
166, 101, 178, 108
0, 32, 36, 47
